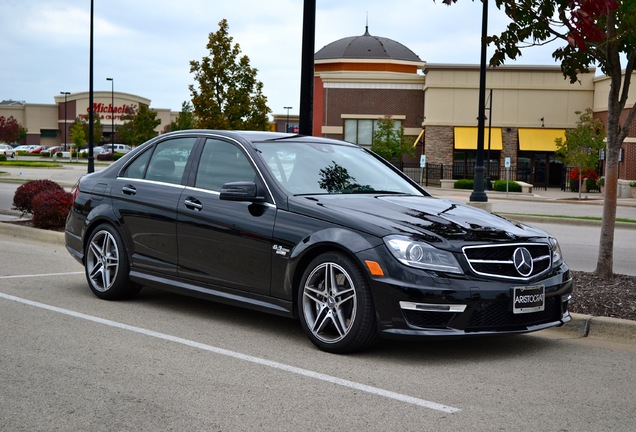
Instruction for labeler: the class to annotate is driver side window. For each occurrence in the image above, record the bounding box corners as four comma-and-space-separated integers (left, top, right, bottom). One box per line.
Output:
195, 139, 255, 191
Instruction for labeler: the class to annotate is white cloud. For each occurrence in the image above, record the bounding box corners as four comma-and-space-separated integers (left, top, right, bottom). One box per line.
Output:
0, 0, 564, 116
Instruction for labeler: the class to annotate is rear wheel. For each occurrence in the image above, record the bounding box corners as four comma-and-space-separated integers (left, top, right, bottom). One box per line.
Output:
298, 252, 377, 353
85, 224, 141, 300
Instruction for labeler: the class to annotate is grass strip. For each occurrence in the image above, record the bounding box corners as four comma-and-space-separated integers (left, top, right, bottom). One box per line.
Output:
501, 213, 636, 224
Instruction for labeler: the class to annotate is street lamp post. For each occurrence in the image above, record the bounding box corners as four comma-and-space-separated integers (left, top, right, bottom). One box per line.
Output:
106, 77, 114, 154
469, 0, 489, 203
87, 0, 95, 173
284, 106, 292, 133
60, 92, 70, 151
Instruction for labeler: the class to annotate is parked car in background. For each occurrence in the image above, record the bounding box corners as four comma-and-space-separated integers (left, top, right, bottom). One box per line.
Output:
14, 145, 39, 153
0, 143, 17, 158
101, 143, 132, 154
65, 130, 573, 353
79, 146, 109, 155
45, 146, 65, 154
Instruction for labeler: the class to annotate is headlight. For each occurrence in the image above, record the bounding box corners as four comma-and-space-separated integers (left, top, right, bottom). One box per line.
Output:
550, 237, 563, 268
384, 235, 463, 274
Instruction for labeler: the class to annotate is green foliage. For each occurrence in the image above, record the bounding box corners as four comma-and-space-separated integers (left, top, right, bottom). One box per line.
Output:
84, 113, 104, 145
492, 180, 522, 192
555, 108, 605, 194
189, 19, 271, 130
0, 154, 6, 162
454, 179, 474, 189
69, 119, 86, 151
371, 116, 414, 161
116, 104, 160, 146
165, 101, 196, 132
12, 179, 64, 215
32, 188, 73, 230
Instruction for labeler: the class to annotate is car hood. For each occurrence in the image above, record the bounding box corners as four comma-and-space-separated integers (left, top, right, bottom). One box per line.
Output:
290, 194, 548, 248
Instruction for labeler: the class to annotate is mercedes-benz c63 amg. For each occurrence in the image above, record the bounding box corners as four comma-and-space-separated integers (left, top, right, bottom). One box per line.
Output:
65, 131, 572, 353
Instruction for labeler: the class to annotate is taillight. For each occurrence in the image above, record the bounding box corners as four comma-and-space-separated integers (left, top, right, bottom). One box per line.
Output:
71, 180, 80, 201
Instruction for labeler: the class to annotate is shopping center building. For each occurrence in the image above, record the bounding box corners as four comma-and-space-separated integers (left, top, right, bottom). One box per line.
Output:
311, 27, 636, 194
2, 28, 635, 193
0, 91, 177, 149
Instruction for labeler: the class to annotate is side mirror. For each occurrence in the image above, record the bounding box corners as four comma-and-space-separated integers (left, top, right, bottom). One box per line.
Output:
220, 181, 265, 202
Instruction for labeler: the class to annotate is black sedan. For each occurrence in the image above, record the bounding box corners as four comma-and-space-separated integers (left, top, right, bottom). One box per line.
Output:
65, 131, 572, 353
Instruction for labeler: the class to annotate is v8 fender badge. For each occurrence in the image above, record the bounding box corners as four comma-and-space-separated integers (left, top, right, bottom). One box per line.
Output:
272, 245, 290, 257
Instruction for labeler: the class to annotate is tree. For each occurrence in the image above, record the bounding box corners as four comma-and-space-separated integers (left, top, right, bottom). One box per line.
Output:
189, 19, 271, 130
440, 0, 636, 280
164, 101, 196, 133
69, 119, 86, 154
371, 116, 414, 162
116, 104, 161, 146
555, 108, 606, 199
84, 113, 103, 146
0, 115, 26, 143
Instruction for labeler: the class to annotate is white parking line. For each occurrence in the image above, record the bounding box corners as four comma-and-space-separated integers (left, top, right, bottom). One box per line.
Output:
0, 291, 460, 414
0, 271, 84, 279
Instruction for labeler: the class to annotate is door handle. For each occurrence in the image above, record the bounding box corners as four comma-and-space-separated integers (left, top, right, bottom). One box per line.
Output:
122, 185, 136, 195
184, 197, 203, 211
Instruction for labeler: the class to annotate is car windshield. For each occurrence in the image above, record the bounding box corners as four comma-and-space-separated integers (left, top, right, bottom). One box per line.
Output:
255, 140, 422, 196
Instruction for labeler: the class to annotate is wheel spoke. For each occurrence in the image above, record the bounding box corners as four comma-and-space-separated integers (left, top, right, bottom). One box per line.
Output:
302, 261, 358, 344
87, 231, 120, 292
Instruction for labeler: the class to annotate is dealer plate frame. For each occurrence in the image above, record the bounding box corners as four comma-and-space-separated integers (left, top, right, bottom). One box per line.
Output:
513, 284, 545, 314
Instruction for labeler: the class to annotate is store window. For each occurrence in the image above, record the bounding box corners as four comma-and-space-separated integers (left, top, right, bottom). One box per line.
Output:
343, 118, 401, 148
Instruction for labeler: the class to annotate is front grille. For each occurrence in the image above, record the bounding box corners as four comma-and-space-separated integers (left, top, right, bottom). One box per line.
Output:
403, 310, 456, 328
466, 296, 561, 330
463, 243, 552, 280
401, 297, 564, 331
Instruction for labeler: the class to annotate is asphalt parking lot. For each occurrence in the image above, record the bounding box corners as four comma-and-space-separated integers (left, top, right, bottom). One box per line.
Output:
1, 231, 635, 431
1, 161, 635, 430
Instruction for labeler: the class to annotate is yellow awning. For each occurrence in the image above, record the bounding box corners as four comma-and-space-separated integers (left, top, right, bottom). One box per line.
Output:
454, 127, 503, 150
518, 128, 566, 152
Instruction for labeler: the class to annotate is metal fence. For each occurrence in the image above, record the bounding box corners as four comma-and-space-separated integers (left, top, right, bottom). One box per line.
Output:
397, 162, 599, 191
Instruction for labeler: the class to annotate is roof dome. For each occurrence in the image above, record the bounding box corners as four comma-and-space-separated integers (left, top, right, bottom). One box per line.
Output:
315, 27, 421, 62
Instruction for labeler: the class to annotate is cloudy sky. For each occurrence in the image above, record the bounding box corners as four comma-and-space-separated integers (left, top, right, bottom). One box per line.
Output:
1, 0, 564, 116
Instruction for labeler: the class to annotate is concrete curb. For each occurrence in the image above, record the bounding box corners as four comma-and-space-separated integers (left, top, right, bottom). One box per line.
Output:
556, 313, 636, 343
0, 219, 66, 245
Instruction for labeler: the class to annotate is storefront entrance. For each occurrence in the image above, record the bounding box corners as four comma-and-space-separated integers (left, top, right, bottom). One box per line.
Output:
517, 152, 563, 189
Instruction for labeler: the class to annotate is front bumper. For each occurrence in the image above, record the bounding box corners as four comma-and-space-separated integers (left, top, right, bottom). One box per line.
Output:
357, 248, 573, 340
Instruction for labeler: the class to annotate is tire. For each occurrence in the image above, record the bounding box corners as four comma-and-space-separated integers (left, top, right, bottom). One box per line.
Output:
84, 224, 141, 300
298, 252, 377, 353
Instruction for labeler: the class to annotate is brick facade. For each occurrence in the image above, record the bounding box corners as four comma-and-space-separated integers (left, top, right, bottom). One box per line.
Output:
322, 88, 423, 130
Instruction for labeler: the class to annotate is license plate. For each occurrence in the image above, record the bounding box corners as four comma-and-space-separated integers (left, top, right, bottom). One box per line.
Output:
513, 285, 545, 314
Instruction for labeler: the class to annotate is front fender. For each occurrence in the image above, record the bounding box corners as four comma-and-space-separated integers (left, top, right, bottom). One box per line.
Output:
272, 226, 382, 308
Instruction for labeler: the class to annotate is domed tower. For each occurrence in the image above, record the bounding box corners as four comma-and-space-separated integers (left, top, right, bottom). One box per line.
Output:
313, 26, 425, 149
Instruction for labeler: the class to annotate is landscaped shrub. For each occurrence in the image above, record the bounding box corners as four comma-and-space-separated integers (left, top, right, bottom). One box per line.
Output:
0, 154, 6, 162
12, 179, 65, 214
492, 180, 522, 192
454, 179, 474, 189
31, 189, 73, 230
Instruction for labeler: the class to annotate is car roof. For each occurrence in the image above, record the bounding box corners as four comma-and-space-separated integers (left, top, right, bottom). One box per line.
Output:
160, 130, 358, 148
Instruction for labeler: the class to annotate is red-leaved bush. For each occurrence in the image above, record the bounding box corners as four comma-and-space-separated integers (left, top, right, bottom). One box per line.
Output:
31, 189, 74, 230
13, 179, 65, 215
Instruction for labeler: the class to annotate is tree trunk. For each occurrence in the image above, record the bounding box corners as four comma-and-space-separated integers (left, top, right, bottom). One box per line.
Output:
595, 157, 618, 279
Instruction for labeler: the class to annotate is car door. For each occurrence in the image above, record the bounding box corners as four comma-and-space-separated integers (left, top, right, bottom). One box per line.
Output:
176, 137, 276, 296
111, 136, 197, 276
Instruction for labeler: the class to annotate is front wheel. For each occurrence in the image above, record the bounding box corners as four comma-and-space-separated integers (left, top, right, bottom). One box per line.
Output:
298, 252, 377, 353
85, 224, 141, 300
